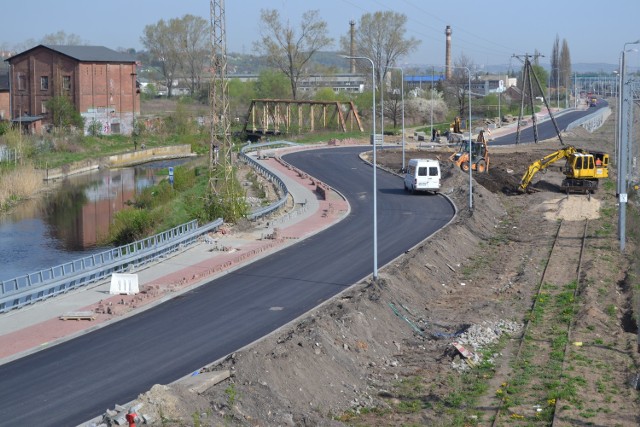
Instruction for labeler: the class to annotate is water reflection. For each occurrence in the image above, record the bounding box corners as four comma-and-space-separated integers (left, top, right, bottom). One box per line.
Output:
0, 159, 191, 282
46, 168, 150, 250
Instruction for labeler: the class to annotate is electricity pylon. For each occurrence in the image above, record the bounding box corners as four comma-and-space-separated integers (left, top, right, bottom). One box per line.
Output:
209, 0, 244, 220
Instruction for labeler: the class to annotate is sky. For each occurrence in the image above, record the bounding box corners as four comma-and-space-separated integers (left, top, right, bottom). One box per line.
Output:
2, 0, 640, 70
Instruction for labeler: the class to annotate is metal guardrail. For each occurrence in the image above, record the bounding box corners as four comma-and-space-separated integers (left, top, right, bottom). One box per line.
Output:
0, 141, 301, 314
0, 219, 223, 313
566, 107, 611, 133
239, 140, 299, 220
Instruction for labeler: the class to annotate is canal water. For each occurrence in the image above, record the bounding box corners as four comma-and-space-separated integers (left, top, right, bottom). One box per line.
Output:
0, 159, 192, 282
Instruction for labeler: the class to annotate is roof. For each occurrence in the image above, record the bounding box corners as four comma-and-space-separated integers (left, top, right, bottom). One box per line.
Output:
6, 45, 136, 63
12, 115, 44, 123
405, 75, 446, 83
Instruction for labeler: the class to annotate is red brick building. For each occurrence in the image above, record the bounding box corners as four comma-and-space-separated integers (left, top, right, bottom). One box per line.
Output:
6, 45, 139, 135
0, 60, 9, 121
0, 75, 9, 122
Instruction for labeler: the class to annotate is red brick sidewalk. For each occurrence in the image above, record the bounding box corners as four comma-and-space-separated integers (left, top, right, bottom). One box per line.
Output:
0, 155, 349, 362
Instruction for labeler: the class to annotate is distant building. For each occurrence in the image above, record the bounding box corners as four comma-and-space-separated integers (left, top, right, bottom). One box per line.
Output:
5, 45, 139, 135
477, 74, 517, 95
228, 73, 367, 94
404, 74, 446, 91
297, 74, 366, 93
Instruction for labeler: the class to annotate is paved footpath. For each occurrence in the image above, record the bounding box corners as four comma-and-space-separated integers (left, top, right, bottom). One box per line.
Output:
0, 106, 581, 364
0, 146, 350, 366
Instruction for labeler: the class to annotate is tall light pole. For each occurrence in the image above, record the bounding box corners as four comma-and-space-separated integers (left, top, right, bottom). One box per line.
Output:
464, 67, 473, 211
548, 68, 559, 108
342, 54, 378, 279
430, 66, 434, 144
497, 80, 504, 128
618, 39, 640, 251
556, 67, 560, 109
131, 71, 137, 142
389, 66, 405, 171
574, 72, 578, 109
381, 70, 385, 148
448, 65, 473, 210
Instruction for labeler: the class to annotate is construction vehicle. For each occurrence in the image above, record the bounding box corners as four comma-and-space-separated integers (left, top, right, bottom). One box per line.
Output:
449, 130, 489, 173
450, 116, 462, 134
519, 146, 609, 194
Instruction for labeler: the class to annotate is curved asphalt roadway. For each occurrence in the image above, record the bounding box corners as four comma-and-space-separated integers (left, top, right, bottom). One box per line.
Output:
0, 146, 455, 426
491, 99, 609, 146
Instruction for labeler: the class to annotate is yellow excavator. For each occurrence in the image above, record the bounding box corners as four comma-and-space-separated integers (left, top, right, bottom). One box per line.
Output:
449, 130, 489, 173
519, 146, 609, 194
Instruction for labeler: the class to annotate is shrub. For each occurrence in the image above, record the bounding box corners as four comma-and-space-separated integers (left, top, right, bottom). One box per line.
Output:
87, 120, 103, 137
110, 208, 154, 246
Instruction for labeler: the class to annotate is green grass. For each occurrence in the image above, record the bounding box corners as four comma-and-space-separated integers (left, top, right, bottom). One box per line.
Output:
28, 131, 209, 170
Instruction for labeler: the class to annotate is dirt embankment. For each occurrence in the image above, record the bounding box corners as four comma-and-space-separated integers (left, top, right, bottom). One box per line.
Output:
130, 124, 640, 426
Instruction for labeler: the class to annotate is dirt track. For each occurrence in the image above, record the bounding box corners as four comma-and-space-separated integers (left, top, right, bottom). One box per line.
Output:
131, 121, 640, 426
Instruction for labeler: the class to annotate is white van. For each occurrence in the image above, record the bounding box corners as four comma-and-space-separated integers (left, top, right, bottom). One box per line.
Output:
404, 158, 441, 193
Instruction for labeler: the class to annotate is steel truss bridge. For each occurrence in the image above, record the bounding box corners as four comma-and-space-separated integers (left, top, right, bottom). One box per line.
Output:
242, 99, 364, 137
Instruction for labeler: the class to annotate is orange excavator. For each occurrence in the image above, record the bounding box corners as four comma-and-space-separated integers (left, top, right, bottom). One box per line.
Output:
449, 130, 489, 173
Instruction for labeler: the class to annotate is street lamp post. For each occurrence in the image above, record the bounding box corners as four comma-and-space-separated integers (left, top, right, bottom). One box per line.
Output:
574, 72, 578, 109
618, 39, 640, 252
448, 65, 473, 210
131, 72, 137, 143
381, 72, 384, 148
498, 88, 501, 128
465, 67, 473, 211
548, 68, 558, 108
557, 68, 560, 109
342, 54, 378, 279
430, 66, 434, 145
389, 66, 405, 171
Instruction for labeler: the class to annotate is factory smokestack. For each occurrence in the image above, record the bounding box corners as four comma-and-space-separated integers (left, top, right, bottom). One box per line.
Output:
445, 25, 452, 80
349, 20, 356, 73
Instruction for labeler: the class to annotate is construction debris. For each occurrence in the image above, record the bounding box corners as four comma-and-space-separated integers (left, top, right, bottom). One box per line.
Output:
178, 370, 232, 394
59, 311, 96, 321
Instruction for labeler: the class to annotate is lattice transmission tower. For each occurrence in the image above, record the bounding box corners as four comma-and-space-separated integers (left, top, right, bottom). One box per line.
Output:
209, 0, 243, 219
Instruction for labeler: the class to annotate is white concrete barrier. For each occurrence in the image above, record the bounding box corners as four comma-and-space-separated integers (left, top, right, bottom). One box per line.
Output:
110, 273, 140, 295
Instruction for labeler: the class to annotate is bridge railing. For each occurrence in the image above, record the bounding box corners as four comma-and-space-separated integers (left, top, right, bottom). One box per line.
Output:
0, 219, 223, 313
0, 141, 302, 313
239, 140, 299, 220
566, 107, 611, 133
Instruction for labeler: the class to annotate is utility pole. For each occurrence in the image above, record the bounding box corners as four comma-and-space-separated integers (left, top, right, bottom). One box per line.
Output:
209, 0, 243, 219
512, 53, 563, 145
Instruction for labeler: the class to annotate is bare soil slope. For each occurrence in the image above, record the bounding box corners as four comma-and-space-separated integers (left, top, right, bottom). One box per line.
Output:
132, 124, 640, 426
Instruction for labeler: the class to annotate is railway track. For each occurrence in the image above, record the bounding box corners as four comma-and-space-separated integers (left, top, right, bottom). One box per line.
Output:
491, 219, 588, 426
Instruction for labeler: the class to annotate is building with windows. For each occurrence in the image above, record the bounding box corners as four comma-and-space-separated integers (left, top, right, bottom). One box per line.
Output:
6, 45, 139, 135
228, 73, 367, 94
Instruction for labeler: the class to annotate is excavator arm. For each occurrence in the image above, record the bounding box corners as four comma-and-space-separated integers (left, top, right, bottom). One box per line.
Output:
519, 146, 576, 191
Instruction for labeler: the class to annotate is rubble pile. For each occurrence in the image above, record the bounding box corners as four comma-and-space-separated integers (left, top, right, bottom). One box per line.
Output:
451, 320, 522, 371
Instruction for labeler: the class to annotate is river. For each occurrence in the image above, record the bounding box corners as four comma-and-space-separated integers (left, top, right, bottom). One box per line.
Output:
0, 159, 192, 282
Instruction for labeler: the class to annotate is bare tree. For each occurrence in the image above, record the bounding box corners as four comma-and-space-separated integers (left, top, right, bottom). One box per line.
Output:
141, 19, 183, 97
255, 9, 333, 100
41, 31, 85, 45
445, 54, 475, 119
384, 70, 404, 128
341, 11, 420, 94
16, 31, 87, 51
180, 15, 209, 96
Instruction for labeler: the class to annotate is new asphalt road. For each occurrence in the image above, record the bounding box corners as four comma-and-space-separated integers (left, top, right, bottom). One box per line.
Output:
0, 146, 455, 426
